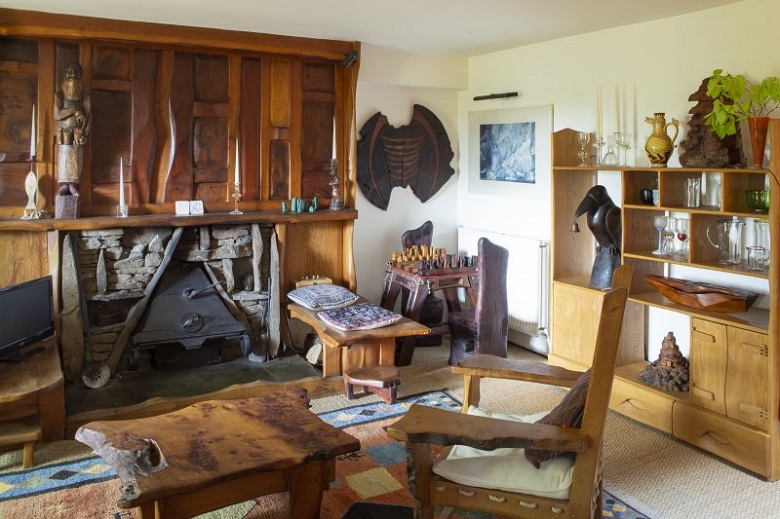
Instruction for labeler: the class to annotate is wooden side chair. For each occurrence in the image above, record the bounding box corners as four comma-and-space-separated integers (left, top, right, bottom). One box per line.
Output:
402, 220, 444, 347
387, 265, 632, 519
447, 237, 509, 365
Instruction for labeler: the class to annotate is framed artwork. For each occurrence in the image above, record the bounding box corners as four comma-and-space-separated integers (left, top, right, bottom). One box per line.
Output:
468, 105, 553, 199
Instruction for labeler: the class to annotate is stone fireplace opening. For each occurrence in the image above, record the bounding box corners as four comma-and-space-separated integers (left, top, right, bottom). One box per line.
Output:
60, 223, 284, 393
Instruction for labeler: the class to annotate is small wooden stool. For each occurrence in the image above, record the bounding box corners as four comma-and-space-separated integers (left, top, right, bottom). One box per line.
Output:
0, 416, 42, 468
344, 365, 401, 404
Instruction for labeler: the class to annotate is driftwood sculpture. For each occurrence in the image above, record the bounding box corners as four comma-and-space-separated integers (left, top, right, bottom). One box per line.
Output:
639, 332, 689, 391
357, 104, 454, 210
646, 275, 758, 313
678, 77, 745, 168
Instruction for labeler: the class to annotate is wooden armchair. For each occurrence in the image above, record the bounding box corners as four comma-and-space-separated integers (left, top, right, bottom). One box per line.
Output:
402, 220, 444, 347
447, 237, 509, 365
387, 265, 632, 519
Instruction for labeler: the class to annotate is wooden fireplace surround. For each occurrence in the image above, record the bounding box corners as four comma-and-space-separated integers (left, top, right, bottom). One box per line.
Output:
0, 9, 361, 439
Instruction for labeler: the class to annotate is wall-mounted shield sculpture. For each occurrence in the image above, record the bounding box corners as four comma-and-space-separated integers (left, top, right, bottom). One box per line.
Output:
357, 104, 454, 210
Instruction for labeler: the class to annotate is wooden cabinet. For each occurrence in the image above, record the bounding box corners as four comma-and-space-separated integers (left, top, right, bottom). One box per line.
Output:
550, 124, 780, 480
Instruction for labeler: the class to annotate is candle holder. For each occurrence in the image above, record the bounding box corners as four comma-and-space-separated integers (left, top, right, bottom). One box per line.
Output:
117, 204, 128, 218
21, 159, 45, 220
230, 182, 243, 215
329, 159, 344, 210
593, 137, 605, 165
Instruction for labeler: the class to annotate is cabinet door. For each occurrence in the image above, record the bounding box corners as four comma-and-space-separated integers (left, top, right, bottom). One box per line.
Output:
726, 327, 769, 430
690, 318, 727, 415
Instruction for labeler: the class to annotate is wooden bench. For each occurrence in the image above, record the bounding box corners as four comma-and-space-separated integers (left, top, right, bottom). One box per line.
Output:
75, 387, 360, 519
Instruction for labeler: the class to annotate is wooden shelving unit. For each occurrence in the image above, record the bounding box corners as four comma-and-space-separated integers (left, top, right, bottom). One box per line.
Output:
550, 124, 780, 480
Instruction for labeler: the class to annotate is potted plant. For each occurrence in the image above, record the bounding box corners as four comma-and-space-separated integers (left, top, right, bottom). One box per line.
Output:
705, 69, 780, 166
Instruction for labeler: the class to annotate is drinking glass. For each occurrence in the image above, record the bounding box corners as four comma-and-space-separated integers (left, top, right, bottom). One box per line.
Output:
617, 133, 632, 165
577, 132, 590, 167
652, 215, 668, 255
662, 216, 677, 256
675, 218, 689, 260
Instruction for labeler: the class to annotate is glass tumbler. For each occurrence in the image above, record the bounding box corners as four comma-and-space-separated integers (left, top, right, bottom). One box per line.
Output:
684, 177, 701, 208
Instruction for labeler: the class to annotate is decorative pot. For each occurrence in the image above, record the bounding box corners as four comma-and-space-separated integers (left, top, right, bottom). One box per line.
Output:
748, 116, 769, 168
644, 113, 679, 166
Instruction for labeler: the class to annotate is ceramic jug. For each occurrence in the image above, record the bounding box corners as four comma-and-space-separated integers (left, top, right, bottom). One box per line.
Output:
706, 216, 745, 265
644, 113, 679, 166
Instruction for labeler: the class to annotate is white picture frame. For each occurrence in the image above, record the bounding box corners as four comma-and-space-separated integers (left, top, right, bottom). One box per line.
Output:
468, 104, 553, 200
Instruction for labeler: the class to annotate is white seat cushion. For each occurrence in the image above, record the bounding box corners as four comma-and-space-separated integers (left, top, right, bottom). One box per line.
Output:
432, 406, 575, 500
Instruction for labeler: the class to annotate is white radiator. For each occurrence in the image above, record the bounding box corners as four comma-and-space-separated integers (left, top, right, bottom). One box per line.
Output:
457, 227, 550, 354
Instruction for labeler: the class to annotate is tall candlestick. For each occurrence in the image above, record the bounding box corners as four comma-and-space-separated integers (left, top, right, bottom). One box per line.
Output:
596, 87, 603, 139
614, 84, 621, 133
332, 116, 337, 160
119, 157, 125, 207
30, 104, 36, 158
235, 138, 240, 185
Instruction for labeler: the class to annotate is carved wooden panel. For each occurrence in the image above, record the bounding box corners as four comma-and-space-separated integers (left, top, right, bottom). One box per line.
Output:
301, 99, 334, 199
166, 52, 195, 202
240, 58, 262, 200
270, 59, 291, 128
270, 140, 290, 200
131, 50, 159, 205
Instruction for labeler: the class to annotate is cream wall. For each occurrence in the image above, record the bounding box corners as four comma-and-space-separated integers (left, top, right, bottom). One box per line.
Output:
353, 46, 466, 304
351, 0, 778, 349
451, 0, 778, 356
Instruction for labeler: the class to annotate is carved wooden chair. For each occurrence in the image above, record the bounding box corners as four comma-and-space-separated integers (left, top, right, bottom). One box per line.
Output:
402, 221, 444, 347
387, 265, 632, 519
447, 237, 509, 365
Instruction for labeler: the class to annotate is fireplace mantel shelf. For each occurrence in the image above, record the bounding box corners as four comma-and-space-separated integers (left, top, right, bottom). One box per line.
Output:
0, 208, 358, 232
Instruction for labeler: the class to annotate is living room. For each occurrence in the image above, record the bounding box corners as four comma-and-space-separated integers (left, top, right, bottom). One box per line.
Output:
1, 1, 779, 517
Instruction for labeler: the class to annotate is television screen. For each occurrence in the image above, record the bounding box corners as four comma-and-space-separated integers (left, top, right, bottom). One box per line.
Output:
0, 276, 54, 361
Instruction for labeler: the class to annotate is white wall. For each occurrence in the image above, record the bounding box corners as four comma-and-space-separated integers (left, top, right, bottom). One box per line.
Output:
453, 0, 778, 357
353, 45, 466, 303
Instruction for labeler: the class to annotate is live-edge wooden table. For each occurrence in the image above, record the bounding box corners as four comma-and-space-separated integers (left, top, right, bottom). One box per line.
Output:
75, 387, 360, 519
287, 297, 430, 378
380, 264, 478, 365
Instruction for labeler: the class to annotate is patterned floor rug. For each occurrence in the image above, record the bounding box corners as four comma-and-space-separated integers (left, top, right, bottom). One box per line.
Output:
0, 391, 649, 518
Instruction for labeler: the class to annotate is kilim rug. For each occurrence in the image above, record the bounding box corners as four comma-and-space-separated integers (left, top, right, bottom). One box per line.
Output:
0, 391, 650, 519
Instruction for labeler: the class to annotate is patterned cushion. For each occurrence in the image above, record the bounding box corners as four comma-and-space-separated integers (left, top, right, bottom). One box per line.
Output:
287, 284, 359, 311
524, 369, 591, 468
318, 303, 402, 331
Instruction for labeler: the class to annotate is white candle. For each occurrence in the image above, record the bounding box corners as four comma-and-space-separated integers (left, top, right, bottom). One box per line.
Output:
119, 157, 125, 207
30, 104, 36, 158
596, 87, 603, 139
332, 116, 337, 160
235, 138, 240, 185
614, 84, 620, 133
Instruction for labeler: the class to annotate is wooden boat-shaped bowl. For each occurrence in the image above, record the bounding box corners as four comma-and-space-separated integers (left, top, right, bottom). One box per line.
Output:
645, 275, 759, 313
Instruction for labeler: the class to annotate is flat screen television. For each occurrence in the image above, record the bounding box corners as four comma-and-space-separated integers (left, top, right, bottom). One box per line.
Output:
0, 276, 54, 362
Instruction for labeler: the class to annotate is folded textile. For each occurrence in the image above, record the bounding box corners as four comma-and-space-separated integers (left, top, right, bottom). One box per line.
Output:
318, 303, 402, 331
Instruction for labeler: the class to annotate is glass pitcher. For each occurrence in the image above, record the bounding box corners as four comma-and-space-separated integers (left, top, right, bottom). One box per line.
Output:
706, 216, 745, 265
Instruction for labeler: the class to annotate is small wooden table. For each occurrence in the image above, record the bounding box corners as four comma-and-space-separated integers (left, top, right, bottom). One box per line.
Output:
0, 336, 65, 467
75, 387, 360, 519
287, 297, 430, 378
380, 264, 478, 365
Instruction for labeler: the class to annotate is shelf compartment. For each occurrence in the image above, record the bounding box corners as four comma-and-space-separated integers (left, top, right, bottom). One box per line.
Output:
629, 291, 769, 332
722, 171, 769, 214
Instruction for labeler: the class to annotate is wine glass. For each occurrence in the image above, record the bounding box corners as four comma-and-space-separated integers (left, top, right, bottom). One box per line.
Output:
675, 218, 689, 260
617, 133, 632, 166
577, 132, 590, 167
662, 216, 677, 256
652, 215, 668, 255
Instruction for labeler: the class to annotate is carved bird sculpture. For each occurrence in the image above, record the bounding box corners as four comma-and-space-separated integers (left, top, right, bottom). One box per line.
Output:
572, 185, 622, 288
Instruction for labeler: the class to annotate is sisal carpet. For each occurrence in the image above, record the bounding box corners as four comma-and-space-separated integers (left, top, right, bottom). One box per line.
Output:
0, 389, 645, 519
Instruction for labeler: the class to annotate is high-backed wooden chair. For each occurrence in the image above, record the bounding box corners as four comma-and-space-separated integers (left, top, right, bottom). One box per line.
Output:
447, 237, 509, 365
402, 220, 443, 347
388, 265, 632, 519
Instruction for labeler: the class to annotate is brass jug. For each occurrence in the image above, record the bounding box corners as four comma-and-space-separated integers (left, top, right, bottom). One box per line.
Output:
644, 113, 679, 166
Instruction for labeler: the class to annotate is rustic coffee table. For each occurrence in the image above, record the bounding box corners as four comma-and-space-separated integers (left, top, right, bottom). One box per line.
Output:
75, 387, 360, 519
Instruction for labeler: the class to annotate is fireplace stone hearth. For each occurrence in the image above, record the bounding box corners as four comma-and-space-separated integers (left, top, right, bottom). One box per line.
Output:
60, 223, 281, 388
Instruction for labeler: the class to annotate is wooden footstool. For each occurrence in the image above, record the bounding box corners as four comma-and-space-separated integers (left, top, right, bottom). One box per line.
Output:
344, 364, 401, 404
75, 387, 360, 519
